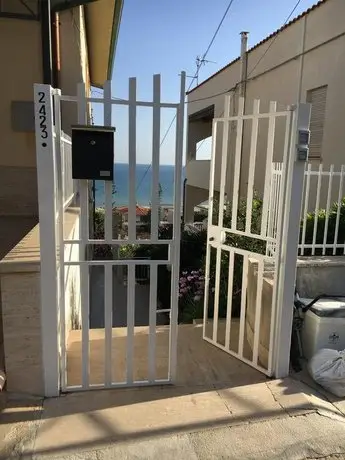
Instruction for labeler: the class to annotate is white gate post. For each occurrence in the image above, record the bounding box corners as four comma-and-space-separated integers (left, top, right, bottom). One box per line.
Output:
34, 84, 60, 397
274, 103, 311, 378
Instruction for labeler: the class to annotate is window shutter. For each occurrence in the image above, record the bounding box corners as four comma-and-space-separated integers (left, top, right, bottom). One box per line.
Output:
306, 86, 327, 160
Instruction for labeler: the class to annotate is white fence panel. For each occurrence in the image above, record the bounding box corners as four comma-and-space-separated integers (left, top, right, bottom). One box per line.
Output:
268, 163, 345, 256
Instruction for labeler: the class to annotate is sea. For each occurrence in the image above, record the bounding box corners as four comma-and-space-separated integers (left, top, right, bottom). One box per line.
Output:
95, 163, 185, 207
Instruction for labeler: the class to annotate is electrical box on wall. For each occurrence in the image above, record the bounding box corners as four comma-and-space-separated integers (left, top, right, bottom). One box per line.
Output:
71, 125, 115, 181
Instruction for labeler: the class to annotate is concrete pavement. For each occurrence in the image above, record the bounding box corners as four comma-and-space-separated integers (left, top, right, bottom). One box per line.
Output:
1, 376, 345, 459
89, 266, 168, 328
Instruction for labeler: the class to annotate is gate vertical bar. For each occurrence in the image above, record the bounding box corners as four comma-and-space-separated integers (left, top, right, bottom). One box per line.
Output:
273, 103, 311, 378
77, 82, 90, 389
103, 81, 113, 385
169, 71, 186, 382
103, 81, 113, 243
246, 99, 260, 233
126, 264, 135, 383
54, 88, 67, 391
128, 78, 137, 242
34, 84, 60, 397
148, 264, 158, 382
218, 95, 231, 229
151, 74, 161, 240
104, 264, 113, 386
231, 97, 244, 230
261, 101, 277, 236
203, 120, 218, 339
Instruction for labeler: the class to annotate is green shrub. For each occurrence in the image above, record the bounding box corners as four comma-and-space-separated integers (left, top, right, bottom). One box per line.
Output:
206, 196, 265, 318
93, 208, 113, 259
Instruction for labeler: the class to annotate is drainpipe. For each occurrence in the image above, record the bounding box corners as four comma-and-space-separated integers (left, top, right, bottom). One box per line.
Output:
182, 177, 187, 226
40, 0, 53, 85
52, 12, 61, 88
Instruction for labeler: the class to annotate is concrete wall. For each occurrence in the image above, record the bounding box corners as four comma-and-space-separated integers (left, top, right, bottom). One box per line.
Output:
186, 0, 345, 210
184, 184, 209, 224
246, 255, 345, 369
0, 18, 42, 216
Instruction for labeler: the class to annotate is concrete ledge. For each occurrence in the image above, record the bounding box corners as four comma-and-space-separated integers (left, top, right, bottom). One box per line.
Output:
297, 255, 345, 267
0, 207, 80, 395
0, 207, 80, 274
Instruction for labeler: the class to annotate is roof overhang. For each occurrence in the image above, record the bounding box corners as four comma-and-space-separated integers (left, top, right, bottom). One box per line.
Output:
85, 0, 123, 88
52, 0, 123, 88
189, 105, 214, 123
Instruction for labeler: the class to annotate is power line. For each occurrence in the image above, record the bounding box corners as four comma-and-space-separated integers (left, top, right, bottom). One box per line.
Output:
201, 0, 236, 63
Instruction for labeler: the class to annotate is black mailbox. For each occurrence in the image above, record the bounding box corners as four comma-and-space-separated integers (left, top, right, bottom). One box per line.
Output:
71, 125, 115, 181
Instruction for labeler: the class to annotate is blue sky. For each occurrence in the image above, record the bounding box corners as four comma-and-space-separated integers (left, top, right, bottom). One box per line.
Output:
92, 0, 317, 164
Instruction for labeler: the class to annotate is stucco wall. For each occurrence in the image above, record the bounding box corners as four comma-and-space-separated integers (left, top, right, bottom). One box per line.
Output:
0, 18, 41, 168
0, 18, 42, 216
0, 8, 90, 217
186, 0, 345, 201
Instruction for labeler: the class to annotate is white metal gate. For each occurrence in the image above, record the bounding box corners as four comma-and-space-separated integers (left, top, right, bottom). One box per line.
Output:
203, 96, 311, 378
34, 73, 185, 396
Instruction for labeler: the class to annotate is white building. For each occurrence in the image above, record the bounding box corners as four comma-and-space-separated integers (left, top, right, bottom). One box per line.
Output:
185, 0, 345, 222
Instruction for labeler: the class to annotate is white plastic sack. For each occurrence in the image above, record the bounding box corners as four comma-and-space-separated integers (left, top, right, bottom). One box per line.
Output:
308, 348, 345, 397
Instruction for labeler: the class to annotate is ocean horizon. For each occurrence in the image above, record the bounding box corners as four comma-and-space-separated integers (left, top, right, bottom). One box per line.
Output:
95, 163, 185, 207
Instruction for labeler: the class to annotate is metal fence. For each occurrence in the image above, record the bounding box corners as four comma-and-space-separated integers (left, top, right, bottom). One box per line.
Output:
268, 163, 345, 256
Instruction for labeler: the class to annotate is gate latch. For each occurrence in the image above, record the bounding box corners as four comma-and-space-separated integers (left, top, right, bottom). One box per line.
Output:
296, 129, 310, 161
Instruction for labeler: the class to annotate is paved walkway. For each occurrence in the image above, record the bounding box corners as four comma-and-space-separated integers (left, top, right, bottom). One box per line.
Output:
1, 376, 345, 459
89, 266, 168, 328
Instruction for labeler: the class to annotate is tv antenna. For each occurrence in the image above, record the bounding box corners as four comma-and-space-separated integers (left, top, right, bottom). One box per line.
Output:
195, 56, 217, 85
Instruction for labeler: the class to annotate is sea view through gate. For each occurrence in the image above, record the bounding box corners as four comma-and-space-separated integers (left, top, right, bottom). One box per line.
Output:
95, 163, 185, 207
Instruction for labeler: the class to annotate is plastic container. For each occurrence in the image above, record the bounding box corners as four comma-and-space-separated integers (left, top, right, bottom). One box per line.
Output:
301, 298, 345, 360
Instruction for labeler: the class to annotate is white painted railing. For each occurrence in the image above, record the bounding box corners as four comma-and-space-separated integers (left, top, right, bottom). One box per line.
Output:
268, 163, 345, 256
61, 134, 74, 209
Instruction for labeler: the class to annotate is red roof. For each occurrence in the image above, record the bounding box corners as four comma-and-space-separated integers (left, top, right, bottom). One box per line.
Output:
117, 205, 150, 216
186, 0, 328, 95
